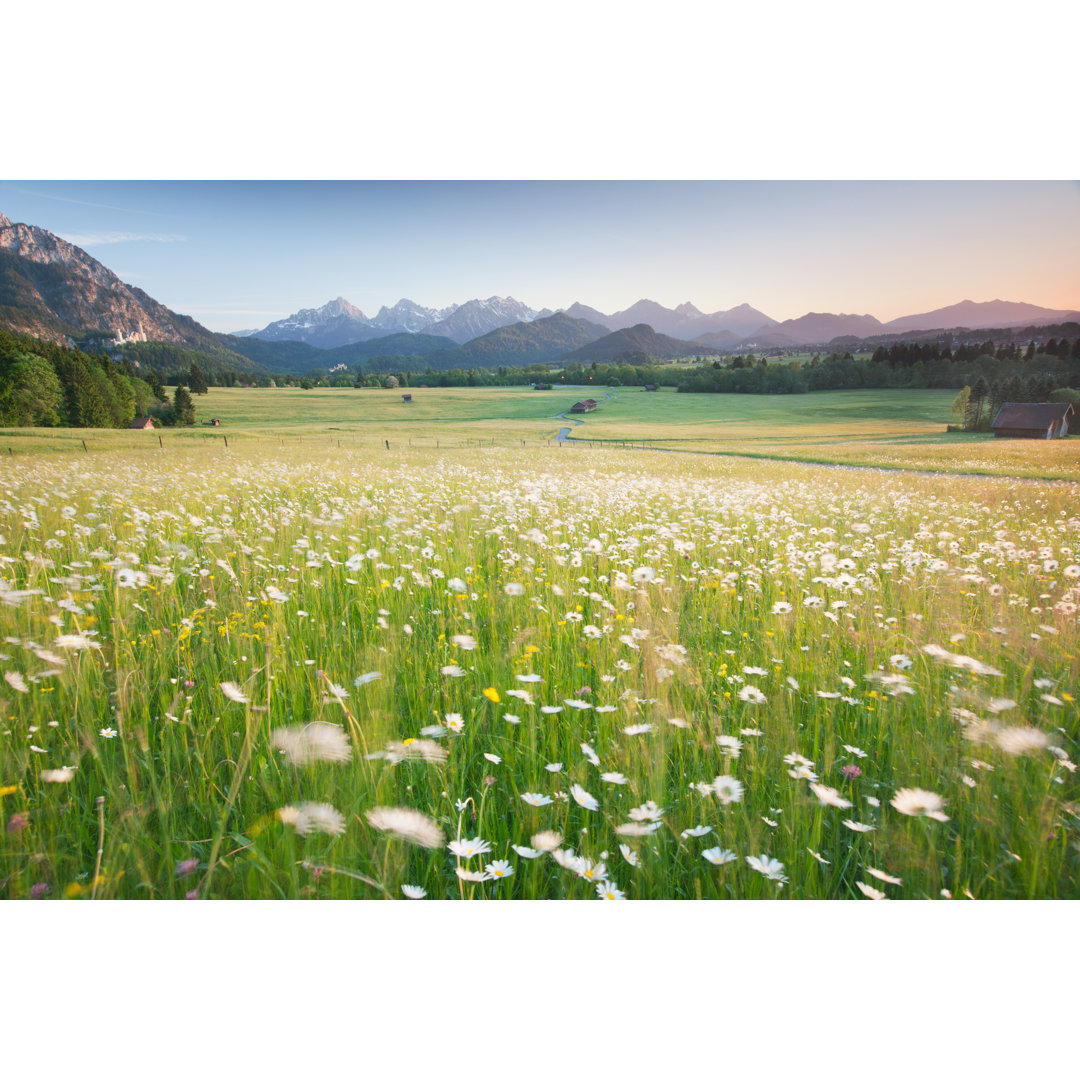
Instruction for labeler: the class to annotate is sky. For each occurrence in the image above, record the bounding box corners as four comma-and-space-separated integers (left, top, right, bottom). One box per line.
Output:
2, 179, 1077, 334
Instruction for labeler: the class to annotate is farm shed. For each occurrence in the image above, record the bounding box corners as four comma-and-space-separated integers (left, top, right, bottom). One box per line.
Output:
644, 384, 658, 391
570, 399, 597, 413
129, 417, 155, 430
991, 402, 1073, 439
402, 393, 412, 402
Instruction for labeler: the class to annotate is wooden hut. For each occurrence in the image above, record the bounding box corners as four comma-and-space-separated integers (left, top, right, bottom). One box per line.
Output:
129, 417, 155, 430
644, 384, 658, 391
402, 393, 413, 402
991, 402, 1073, 439
570, 399, 598, 413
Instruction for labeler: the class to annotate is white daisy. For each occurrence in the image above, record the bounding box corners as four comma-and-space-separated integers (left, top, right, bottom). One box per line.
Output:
570, 784, 599, 811
702, 847, 736, 865
520, 792, 553, 807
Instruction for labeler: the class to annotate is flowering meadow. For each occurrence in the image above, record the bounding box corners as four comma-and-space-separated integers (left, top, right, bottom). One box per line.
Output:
1, 443, 1078, 900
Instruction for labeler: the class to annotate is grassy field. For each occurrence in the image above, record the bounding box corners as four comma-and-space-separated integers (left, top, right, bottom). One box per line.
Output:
1, 435, 1078, 901
1, 385, 1077, 479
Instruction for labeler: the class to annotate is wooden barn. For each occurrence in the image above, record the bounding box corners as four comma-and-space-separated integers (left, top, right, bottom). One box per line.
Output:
570, 398, 598, 413
401, 393, 412, 402
991, 402, 1074, 439
644, 384, 658, 391
129, 417, 155, 430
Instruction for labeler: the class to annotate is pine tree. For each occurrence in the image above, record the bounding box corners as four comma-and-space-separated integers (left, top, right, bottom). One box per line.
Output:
148, 368, 166, 402
188, 362, 208, 395
173, 385, 196, 426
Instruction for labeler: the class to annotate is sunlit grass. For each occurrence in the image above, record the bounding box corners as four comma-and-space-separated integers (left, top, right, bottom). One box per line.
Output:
1, 441, 1077, 900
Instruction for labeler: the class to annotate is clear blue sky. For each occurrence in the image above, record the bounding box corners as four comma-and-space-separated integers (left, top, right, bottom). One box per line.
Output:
2, 180, 1077, 332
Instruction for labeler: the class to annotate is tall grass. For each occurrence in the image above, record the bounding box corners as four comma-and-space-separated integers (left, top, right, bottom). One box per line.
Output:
1, 444, 1077, 899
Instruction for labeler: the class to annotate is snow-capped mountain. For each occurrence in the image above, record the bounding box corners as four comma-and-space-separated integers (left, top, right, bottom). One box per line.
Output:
423, 296, 540, 344
369, 298, 458, 334
252, 296, 385, 347
251, 295, 539, 347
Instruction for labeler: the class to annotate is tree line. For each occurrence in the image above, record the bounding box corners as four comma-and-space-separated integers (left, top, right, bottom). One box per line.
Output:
0, 329, 200, 428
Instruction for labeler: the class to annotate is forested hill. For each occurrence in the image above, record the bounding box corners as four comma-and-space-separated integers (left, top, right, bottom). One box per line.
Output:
416, 312, 609, 369
0, 327, 164, 428
219, 331, 459, 373
563, 323, 723, 363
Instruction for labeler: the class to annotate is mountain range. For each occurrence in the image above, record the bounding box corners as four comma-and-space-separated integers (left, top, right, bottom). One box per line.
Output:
1, 209, 1077, 371
247, 293, 1079, 351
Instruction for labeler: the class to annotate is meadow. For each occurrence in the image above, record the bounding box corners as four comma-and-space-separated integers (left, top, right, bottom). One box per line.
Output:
6, 383, 1075, 480
1, 399, 1078, 899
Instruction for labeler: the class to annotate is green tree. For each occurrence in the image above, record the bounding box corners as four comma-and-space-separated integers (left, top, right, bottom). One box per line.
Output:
951, 385, 971, 424
188, 361, 209, 395
148, 368, 167, 402
0, 352, 65, 426
966, 376, 989, 430
172, 384, 196, 426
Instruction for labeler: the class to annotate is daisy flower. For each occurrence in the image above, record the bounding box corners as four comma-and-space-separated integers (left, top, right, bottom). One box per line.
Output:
520, 792, 553, 807
702, 847, 737, 865
570, 784, 599, 811
619, 844, 640, 866
738, 685, 767, 704
401, 884, 427, 899
41, 768, 75, 783
451, 634, 477, 651
444, 713, 464, 734
807, 848, 831, 865
628, 800, 663, 822
713, 775, 745, 805
483, 753, 501, 764
681, 825, 713, 838
842, 819, 876, 833
455, 867, 490, 882
99, 727, 118, 739
809, 783, 853, 809
441, 665, 466, 677
544, 762, 563, 773
601, 772, 628, 785
746, 854, 787, 883
503, 713, 521, 724
447, 836, 492, 859
581, 743, 601, 766
623, 723, 654, 736
842, 744, 867, 758
866, 867, 902, 886
531, 831, 563, 852
511, 845, 542, 859
856, 881, 887, 900
615, 822, 663, 836
596, 881, 627, 900
716, 735, 743, 758
485, 860, 514, 880
890, 788, 949, 822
